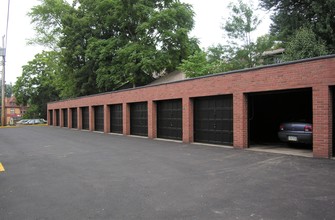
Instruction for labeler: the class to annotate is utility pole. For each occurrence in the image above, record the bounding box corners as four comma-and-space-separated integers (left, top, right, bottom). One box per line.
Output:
1, 35, 6, 126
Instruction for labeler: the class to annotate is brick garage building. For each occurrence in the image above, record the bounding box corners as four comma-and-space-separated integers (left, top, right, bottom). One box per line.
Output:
48, 55, 335, 158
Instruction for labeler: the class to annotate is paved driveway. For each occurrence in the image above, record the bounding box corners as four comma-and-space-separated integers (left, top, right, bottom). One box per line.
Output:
0, 126, 335, 220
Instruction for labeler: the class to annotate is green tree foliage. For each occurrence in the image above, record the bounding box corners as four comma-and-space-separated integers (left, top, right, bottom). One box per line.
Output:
0, 82, 13, 99
259, 0, 335, 53
283, 27, 328, 61
224, 0, 260, 46
179, 1, 277, 78
179, 34, 277, 78
28, 0, 198, 98
222, 0, 261, 68
13, 51, 60, 119
28, 0, 71, 49
178, 51, 227, 78
22, 104, 39, 119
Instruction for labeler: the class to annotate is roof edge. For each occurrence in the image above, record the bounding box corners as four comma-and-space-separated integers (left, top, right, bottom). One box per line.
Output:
48, 54, 335, 105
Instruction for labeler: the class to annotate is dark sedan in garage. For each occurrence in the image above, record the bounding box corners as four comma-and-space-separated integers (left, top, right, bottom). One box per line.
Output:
278, 122, 312, 145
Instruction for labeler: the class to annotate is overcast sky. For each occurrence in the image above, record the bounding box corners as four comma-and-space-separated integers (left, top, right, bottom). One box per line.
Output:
0, 0, 271, 84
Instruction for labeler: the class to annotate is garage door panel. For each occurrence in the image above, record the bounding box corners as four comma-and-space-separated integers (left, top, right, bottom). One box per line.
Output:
55, 109, 60, 126
216, 120, 233, 131
49, 110, 53, 125
94, 106, 104, 132
82, 107, 89, 130
157, 99, 182, 140
215, 109, 232, 118
217, 99, 231, 108
215, 132, 233, 145
130, 102, 148, 136
200, 109, 215, 119
63, 109, 68, 127
110, 104, 123, 134
198, 120, 207, 130
71, 108, 77, 129
194, 95, 233, 145
208, 121, 215, 130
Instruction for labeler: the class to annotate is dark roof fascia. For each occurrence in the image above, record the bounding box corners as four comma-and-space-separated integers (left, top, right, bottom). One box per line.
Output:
48, 54, 335, 104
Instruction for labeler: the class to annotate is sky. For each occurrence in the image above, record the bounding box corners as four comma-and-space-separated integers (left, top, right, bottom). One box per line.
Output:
0, 0, 271, 84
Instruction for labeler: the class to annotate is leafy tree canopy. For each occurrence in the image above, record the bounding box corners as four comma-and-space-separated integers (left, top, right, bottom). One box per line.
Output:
178, 50, 231, 78
13, 51, 60, 119
28, 0, 199, 98
259, 0, 335, 53
179, 0, 277, 78
283, 27, 328, 61
178, 34, 277, 78
28, 0, 71, 49
0, 82, 13, 99
223, 0, 260, 46
221, 0, 263, 68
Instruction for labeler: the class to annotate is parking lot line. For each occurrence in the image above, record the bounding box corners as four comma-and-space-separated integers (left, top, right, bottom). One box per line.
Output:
0, 163, 5, 172
0, 126, 19, 128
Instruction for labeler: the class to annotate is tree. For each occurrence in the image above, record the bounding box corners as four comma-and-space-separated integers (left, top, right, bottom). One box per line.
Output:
84, 0, 197, 91
178, 44, 249, 78
178, 0, 277, 78
178, 51, 227, 78
28, 0, 71, 49
28, 0, 198, 98
0, 82, 13, 99
259, 0, 335, 53
224, 0, 260, 46
13, 51, 60, 119
222, 0, 261, 68
283, 27, 328, 61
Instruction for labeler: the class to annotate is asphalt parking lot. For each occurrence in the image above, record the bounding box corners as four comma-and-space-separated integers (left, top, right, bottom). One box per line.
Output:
1, 126, 335, 220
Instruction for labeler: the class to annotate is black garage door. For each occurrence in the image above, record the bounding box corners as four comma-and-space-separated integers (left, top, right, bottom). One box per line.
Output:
49, 110, 53, 125
62, 109, 68, 127
82, 107, 89, 130
130, 102, 148, 136
94, 106, 104, 132
55, 109, 60, 126
71, 108, 77, 129
110, 104, 123, 134
194, 95, 233, 145
157, 99, 182, 140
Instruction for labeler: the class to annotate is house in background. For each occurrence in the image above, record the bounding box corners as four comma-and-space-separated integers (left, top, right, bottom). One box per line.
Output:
0, 96, 28, 125
149, 70, 186, 85
261, 48, 285, 65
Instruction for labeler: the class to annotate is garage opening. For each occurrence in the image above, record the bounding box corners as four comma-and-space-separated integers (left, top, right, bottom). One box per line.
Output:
81, 107, 89, 130
110, 104, 123, 134
130, 102, 148, 136
71, 108, 77, 129
194, 95, 233, 146
248, 88, 312, 152
55, 109, 60, 126
157, 99, 182, 140
94, 106, 104, 132
62, 109, 68, 127
49, 110, 53, 125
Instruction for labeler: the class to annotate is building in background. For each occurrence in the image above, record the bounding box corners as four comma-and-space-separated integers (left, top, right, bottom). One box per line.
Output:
0, 96, 28, 125
261, 48, 285, 65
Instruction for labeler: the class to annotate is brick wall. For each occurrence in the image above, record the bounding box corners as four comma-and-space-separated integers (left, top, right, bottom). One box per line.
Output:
48, 56, 335, 158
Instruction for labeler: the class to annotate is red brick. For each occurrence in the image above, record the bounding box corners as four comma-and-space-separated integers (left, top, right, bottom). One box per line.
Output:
48, 56, 335, 158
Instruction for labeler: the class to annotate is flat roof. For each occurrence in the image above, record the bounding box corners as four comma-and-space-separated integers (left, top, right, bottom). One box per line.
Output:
49, 54, 335, 104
